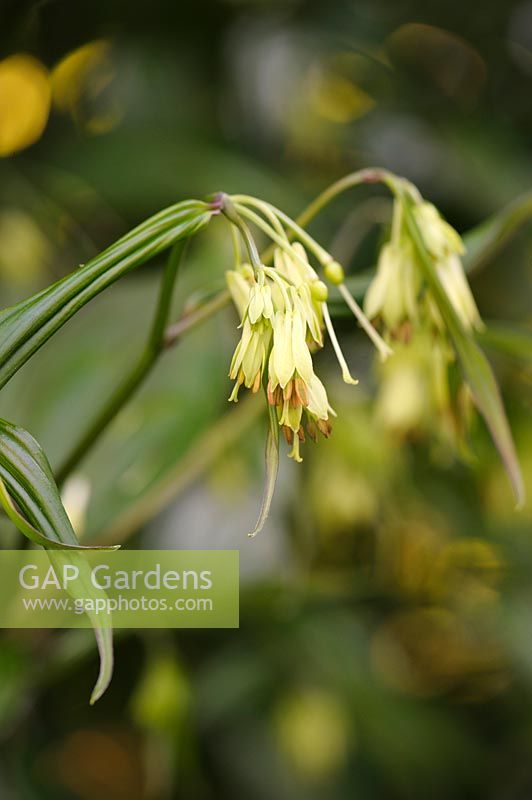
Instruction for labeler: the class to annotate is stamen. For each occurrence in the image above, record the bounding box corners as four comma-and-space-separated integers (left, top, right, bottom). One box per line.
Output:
282, 425, 293, 445
317, 418, 332, 438
306, 420, 318, 442
284, 380, 293, 402
294, 377, 308, 406
252, 372, 261, 393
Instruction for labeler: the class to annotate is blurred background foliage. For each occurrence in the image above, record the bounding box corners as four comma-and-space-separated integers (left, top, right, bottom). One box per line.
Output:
0, 0, 531, 797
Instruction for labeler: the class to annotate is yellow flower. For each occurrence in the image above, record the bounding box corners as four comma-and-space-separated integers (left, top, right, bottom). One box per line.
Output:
225, 269, 251, 318
274, 244, 325, 345
364, 239, 419, 330
226, 248, 338, 462
228, 316, 272, 397
413, 202, 464, 260
269, 306, 313, 389
414, 202, 482, 331
436, 254, 483, 332
248, 282, 274, 323
267, 300, 333, 462
365, 198, 483, 335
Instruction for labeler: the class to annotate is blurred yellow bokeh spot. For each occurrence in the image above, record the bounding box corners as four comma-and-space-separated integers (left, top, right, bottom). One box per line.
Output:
0, 54, 51, 157
310, 71, 375, 123
52, 40, 121, 134
274, 689, 351, 781
0, 208, 51, 284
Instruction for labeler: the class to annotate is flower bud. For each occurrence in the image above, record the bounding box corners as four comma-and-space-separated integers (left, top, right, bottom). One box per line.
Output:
310, 280, 328, 302
324, 260, 345, 285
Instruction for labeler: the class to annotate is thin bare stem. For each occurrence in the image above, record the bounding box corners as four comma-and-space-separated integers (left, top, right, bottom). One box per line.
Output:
56, 241, 190, 484
338, 283, 393, 361
164, 290, 230, 347
295, 168, 396, 228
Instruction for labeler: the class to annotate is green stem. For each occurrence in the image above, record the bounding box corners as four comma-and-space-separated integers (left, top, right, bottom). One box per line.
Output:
294, 168, 395, 229
252, 169, 399, 267
218, 194, 262, 269
163, 290, 230, 348
56, 240, 188, 484
233, 203, 327, 271
233, 197, 330, 263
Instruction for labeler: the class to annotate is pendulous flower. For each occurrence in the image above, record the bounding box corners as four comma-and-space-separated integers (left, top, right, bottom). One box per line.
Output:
226, 244, 349, 462
413, 202, 483, 332
365, 198, 483, 335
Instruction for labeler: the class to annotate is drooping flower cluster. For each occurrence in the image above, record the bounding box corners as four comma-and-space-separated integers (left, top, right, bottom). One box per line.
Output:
215, 179, 522, 533
223, 191, 395, 463
364, 195, 484, 446
227, 245, 337, 462
216, 181, 521, 531
364, 199, 483, 336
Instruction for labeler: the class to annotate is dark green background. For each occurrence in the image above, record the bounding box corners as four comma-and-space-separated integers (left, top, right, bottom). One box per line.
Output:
0, 1, 531, 798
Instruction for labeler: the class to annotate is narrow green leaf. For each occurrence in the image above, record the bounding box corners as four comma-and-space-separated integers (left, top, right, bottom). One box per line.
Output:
47, 549, 114, 704
463, 191, 532, 272
0, 203, 212, 390
0, 419, 118, 702
90, 625, 114, 704
0, 477, 117, 551
403, 199, 525, 507
0, 420, 119, 550
249, 404, 279, 538
477, 324, 532, 362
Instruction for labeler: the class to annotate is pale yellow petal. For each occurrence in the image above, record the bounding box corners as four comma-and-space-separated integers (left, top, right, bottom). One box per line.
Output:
291, 310, 314, 384
306, 373, 330, 420
248, 285, 264, 324
226, 270, 250, 319
271, 312, 295, 388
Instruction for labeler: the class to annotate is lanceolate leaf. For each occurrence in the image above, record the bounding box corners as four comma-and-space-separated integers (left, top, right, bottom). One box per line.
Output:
0, 419, 118, 702
403, 199, 525, 507
0, 201, 212, 390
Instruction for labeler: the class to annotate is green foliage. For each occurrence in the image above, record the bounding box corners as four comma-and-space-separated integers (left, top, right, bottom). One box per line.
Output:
0, 418, 117, 550
0, 202, 211, 389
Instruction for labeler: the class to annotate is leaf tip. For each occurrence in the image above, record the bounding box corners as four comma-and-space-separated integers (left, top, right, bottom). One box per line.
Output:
90, 626, 114, 705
